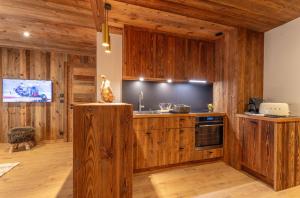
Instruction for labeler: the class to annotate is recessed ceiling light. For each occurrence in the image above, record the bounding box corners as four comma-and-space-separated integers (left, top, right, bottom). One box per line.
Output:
23, 31, 30, 37
167, 79, 172, 83
139, 77, 144, 81
189, 80, 207, 84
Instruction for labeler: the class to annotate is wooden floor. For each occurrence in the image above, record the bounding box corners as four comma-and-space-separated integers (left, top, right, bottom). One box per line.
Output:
1, 143, 300, 198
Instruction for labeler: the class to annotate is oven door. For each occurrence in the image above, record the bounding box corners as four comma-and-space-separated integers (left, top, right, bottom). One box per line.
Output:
195, 123, 223, 150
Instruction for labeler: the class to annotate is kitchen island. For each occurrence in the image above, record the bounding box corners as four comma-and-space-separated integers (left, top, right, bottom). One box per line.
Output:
73, 103, 133, 198
237, 114, 300, 191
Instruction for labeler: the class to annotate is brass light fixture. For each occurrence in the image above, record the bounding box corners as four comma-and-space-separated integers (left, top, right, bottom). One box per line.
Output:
104, 36, 111, 53
102, 3, 112, 50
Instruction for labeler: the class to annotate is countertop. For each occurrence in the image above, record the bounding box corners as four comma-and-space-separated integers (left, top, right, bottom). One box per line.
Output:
133, 112, 226, 118
236, 114, 300, 123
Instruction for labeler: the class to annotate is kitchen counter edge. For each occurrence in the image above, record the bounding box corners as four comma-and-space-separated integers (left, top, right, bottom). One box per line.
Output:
236, 114, 300, 123
133, 112, 226, 118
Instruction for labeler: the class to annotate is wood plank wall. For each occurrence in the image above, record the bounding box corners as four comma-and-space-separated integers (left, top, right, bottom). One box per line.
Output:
67, 55, 97, 141
214, 28, 264, 169
0, 47, 96, 143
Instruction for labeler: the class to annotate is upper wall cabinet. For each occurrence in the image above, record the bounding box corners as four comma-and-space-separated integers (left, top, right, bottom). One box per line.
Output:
123, 26, 215, 82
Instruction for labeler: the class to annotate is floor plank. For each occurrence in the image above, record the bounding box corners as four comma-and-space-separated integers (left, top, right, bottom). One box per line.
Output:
1, 142, 300, 198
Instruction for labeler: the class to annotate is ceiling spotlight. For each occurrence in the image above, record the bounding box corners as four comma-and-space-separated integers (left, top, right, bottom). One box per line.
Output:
23, 31, 30, 37
167, 79, 172, 83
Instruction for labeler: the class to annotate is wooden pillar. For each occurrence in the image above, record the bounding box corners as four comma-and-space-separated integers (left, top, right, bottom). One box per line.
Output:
73, 103, 133, 198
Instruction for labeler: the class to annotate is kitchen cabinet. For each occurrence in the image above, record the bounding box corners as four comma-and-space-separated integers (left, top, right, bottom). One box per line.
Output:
123, 26, 215, 82
133, 115, 222, 171
134, 129, 165, 169
240, 118, 274, 184
179, 128, 194, 163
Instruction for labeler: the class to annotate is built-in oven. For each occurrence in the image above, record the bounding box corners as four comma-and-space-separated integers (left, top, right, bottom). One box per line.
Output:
195, 116, 224, 150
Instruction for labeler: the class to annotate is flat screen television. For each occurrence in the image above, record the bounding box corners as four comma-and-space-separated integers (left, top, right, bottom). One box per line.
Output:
2, 79, 52, 103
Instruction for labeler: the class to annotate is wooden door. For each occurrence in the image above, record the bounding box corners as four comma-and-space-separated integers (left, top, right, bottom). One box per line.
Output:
241, 119, 261, 173
260, 121, 274, 181
240, 118, 275, 181
67, 55, 96, 141
179, 128, 195, 163
134, 129, 164, 169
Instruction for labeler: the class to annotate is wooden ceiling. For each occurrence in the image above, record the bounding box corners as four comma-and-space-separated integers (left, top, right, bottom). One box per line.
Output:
114, 0, 300, 32
1, 0, 300, 55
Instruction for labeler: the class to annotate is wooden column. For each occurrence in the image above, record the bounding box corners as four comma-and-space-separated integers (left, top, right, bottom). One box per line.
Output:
214, 28, 264, 169
73, 103, 133, 198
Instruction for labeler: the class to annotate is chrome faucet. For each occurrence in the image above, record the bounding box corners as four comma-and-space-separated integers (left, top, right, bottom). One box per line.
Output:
138, 91, 145, 112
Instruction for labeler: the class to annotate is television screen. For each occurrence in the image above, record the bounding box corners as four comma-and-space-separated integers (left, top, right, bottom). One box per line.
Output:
2, 79, 52, 103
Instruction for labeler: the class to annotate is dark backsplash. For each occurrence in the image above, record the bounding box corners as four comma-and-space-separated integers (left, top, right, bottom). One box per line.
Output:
122, 80, 213, 112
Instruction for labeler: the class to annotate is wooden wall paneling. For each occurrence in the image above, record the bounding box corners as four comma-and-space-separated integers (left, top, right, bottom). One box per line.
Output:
29, 50, 49, 141
1, 49, 9, 143
64, 59, 69, 141
0, 47, 95, 143
50, 52, 67, 140
213, 28, 264, 169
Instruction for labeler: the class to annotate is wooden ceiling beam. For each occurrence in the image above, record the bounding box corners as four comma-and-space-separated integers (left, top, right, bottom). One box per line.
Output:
89, 0, 105, 32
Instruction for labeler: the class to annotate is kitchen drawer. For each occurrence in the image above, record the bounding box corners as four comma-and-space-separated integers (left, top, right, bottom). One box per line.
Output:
133, 118, 165, 131
192, 148, 223, 161
165, 117, 179, 129
179, 117, 195, 128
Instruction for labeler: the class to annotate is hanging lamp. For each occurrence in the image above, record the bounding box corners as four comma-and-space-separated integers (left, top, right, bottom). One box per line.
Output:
102, 3, 111, 48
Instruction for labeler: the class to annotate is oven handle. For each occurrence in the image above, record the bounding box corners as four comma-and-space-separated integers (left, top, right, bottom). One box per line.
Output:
197, 124, 224, 127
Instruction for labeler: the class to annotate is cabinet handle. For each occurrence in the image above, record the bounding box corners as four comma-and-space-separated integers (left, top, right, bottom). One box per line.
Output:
180, 118, 185, 121
179, 147, 185, 150
180, 129, 184, 133
146, 131, 152, 135
250, 121, 258, 125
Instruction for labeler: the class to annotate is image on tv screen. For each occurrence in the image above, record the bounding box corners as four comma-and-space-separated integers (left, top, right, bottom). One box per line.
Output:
2, 79, 52, 103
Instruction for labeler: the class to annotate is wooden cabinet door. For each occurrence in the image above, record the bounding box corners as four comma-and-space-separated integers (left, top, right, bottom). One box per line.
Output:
123, 26, 215, 82
260, 121, 274, 181
179, 128, 195, 163
241, 119, 261, 173
164, 128, 180, 165
174, 37, 187, 80
241, 119, 275, 180
134, 129, 164, 170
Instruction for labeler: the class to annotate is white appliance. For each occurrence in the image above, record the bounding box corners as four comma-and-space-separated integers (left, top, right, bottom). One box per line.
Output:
259, 103, 290, 116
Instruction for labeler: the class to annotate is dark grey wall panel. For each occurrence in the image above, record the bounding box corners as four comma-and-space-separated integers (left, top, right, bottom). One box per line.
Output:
122, 80, 213, 112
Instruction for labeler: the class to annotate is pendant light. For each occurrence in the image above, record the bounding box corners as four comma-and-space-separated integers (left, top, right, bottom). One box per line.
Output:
105, 36, 111, 53
102, 3, 111, 48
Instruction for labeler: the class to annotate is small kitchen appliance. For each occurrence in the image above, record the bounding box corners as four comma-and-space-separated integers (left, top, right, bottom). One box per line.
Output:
259, 103, 290, 116
247, 98, 263, 114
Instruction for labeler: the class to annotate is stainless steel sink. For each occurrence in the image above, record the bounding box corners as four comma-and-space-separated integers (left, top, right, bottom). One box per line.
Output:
133, 110, 162, 115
